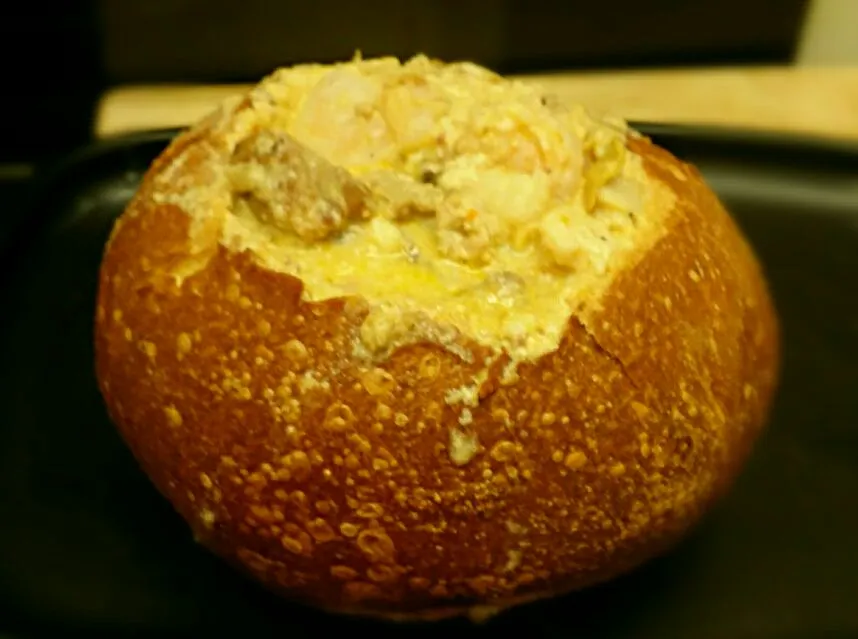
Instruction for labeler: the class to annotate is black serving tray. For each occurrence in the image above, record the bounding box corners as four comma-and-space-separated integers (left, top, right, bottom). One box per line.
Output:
1, 125, 857, 639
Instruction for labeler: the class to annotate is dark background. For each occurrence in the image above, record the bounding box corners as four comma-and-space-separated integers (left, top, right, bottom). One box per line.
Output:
0, 0, 809, 167
5, 4, 858, 638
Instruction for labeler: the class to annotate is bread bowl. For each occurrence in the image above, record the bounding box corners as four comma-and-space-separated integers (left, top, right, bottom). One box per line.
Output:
94, 54, 780, 622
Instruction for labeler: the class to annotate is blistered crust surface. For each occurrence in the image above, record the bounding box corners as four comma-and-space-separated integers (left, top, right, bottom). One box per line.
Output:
95, 62, 779, 619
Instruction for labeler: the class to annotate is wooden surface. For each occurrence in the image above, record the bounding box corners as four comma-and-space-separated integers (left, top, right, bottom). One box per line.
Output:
95, 66, 858, 141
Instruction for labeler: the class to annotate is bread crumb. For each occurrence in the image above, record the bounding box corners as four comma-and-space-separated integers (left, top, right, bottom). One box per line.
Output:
449, 429, 479, 466
500, 360, 520, 385
504, 549, 522, 572
446, 383, 480, 408
458, 408, 473, 426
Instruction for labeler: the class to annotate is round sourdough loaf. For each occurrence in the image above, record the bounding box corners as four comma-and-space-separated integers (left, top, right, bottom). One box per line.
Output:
94, 55, 780, 622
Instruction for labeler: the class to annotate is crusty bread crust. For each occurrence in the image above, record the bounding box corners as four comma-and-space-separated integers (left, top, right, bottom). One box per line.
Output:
94, 90, 779, 621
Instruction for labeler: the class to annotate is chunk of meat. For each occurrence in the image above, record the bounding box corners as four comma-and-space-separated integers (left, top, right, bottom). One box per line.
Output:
228, 130, 367, 242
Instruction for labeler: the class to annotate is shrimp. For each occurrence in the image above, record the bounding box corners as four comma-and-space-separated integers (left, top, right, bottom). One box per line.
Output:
289, 68, 396, 169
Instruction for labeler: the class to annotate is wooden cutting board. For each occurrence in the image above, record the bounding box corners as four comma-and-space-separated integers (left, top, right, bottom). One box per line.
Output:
95, 66, 858, 142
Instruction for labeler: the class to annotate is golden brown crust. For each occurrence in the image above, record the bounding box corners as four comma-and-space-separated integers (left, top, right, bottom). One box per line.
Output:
94, 104, 779, 620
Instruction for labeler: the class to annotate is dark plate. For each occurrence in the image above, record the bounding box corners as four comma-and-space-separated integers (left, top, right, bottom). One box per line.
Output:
1, 125, 857, 639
